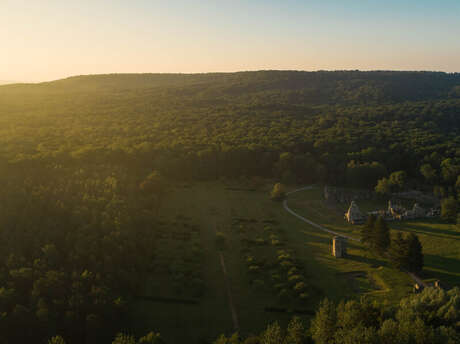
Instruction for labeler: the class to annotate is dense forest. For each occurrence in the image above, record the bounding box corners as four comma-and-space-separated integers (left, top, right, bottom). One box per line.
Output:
0, 71, 459, 343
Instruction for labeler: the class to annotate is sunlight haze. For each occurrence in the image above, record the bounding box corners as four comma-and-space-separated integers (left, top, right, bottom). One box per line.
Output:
2, 0, 460, 82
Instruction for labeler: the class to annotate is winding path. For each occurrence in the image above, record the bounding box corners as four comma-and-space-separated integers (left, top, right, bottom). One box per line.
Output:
283, 186, 360, 242
283, 186, 430, 288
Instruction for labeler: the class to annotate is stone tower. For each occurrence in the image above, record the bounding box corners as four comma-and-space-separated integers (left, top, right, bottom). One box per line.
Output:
332, 236, 347, 258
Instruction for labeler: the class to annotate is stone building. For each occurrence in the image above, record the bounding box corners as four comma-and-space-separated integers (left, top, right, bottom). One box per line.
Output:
332, 236, 347, 258
344, 201, 365, 224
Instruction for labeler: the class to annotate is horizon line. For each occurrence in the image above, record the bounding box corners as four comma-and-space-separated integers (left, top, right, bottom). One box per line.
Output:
5, 68, 460, 85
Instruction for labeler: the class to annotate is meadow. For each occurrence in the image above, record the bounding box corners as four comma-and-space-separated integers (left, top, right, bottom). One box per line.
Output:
127, 182, 448, 343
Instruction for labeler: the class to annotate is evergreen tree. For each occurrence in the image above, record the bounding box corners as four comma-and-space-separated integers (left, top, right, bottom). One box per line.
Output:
389, 232, 409, 270
361, 214, 376, 245
310, 299, 337, 344
374, 216, 390, 255
406, 233, 424, 274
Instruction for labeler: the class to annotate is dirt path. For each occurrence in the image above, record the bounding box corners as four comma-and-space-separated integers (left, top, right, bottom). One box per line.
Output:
284, 186, 360, 242
219, 252, 239, 331
284, 186, 428, 288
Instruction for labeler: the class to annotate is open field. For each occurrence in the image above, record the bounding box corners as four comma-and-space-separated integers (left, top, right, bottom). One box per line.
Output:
128, 182, 439, 343
287, 186, 460, 287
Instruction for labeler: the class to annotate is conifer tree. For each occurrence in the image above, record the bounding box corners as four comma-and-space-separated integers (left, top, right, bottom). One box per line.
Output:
374, 216, 390, 255
406, 233, 424, 274
361, 214, 376, 245
389, 232, 409, 270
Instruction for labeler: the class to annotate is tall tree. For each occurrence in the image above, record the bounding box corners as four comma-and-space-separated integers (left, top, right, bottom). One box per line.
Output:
389, 232, 410, 270
406, 233, 424, 274
310, 299, 337, 344
441, 198, 458, 222
374, 216, 390, 255
361, 214, 376, 245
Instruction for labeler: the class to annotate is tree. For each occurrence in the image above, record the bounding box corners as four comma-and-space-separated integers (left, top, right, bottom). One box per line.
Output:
259, 322, 283, 344
112, 334, 136, 344
310, 299, 337, 344
213, 333, 241, 344
48, 336, 66, 344
406, 233, 424, 274
285, 317, 307, 344
138, 332, 164, 344
375, 177, 391, 195
361, 214, 376, 245
270, 183, 286, 201
441, 197, 458, 222
440, 159, 460, 185
389, 232, 409, 270
388, 171, 407, 191
374, 216, 390, 255
420, 164, 437, 183
389, 232, 423, 274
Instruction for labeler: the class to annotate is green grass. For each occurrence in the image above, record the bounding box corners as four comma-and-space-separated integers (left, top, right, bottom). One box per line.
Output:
129, 182, 459, 343
287, 185, 460, 287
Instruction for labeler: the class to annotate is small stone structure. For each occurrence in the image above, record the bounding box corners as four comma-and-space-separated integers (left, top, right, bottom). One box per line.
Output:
332, 236, 347, 258
344, 201, 365, 224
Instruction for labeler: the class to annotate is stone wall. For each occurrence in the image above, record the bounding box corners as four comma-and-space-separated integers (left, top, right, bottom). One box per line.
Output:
324, 185, 376, 204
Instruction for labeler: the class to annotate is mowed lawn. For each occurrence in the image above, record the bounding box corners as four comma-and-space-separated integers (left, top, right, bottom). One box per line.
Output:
130, 182, 425, 343
287, 185, 460, 288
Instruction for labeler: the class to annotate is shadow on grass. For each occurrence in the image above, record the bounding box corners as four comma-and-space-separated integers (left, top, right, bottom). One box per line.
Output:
423, 254, 460, 286
420, 269, 460, 288
346, 254, 387, 268
392, 220, 460, 240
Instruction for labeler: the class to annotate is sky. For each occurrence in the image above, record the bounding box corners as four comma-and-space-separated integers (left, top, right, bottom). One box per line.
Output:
1, 0, 460, 82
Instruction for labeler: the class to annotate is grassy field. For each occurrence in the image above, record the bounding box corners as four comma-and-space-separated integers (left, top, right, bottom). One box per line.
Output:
287, 186, 460, 287
128, 182, 460, 343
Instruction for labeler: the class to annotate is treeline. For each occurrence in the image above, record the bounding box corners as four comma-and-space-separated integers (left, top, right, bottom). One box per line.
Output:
51, 287, 459, 344
1, 72, 459, 193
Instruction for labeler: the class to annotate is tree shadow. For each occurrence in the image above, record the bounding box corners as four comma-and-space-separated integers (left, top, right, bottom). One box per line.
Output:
422, 254, 460, 287
345, 253, 387, 268
392, 220, 460, 240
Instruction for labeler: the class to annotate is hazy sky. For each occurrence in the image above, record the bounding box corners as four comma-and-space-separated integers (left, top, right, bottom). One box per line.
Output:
2, 0, 460, 82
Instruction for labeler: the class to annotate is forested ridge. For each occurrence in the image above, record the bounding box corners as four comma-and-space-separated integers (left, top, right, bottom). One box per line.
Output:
0, 71, 459, 343
1, 71, 459, 185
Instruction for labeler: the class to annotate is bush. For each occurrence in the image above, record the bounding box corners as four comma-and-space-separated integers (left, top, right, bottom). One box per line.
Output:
293, 282, 306, 292
248, 265, 260, 273
270, 183, 286, 201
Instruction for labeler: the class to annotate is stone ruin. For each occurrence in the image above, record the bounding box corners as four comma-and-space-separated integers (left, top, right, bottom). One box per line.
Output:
324, 185, 440, 225
324, 185, 375, 204
332, 236, 347, 258
344, 201, 365, 224
345, 199, 440, 224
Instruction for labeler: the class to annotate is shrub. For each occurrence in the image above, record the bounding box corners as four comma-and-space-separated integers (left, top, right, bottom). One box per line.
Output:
248, 265, 260, 273
270, 183, 286, 201
288, 275, 303, 283
293, 282, 306, 292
